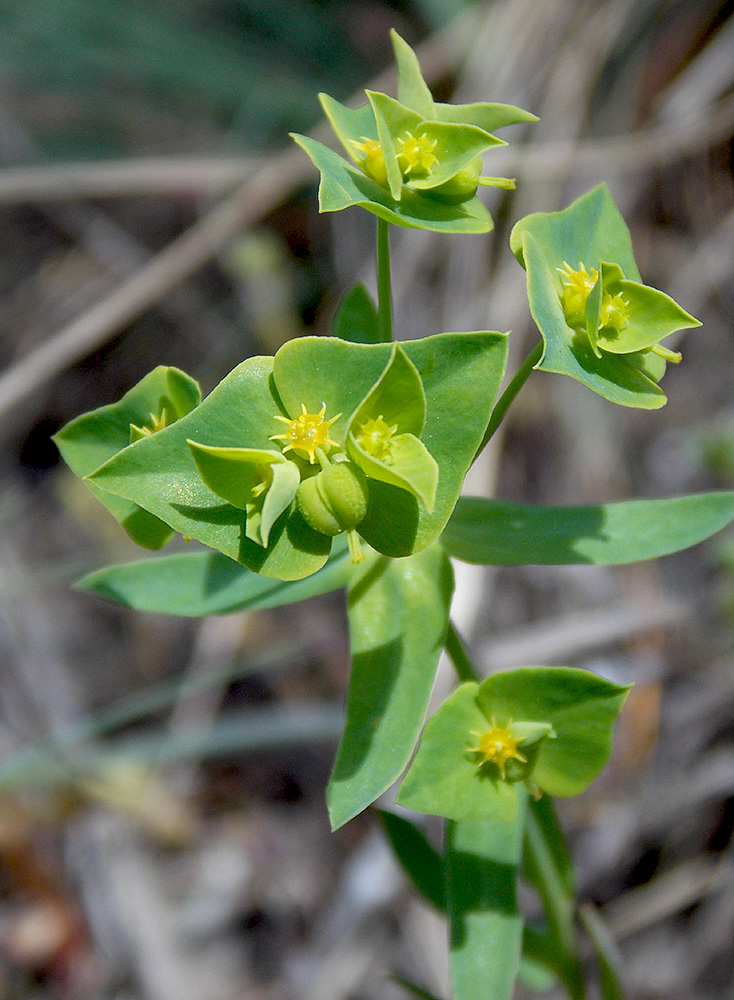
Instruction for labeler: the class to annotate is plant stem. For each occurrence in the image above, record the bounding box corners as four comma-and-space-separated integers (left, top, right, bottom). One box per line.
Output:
474, 338, 543, 460
445, 621, 479, 683
525, 797, 586, 1000
376, 217, 393, 342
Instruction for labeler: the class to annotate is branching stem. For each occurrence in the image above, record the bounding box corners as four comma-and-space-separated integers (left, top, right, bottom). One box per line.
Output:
474, 339, 543, 461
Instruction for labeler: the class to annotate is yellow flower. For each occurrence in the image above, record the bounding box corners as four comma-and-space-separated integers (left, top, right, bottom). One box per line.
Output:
397, 131, 438, 175
355, 414, 398, 462
469, 718, 527, 779
271, 403, 341, 464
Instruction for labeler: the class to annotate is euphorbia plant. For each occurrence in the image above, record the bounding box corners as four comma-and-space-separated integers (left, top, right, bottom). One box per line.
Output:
55, 30, 733, 1000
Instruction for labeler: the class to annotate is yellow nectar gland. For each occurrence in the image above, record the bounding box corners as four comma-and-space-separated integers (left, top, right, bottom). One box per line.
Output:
355, 414, 397, 462
352, 137, 387, 186
397, 131, 438, 175
271, 403, 341, 464
469, 719, 527, 779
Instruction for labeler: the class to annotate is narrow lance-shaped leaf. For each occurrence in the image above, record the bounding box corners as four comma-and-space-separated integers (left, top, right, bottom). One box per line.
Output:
377, 810, 446, 912
327, 543, 454, 830
442, 492, 734, 566
75, 539, 355, 617
446, 797, 527, 1000
579, 905, 627, 1000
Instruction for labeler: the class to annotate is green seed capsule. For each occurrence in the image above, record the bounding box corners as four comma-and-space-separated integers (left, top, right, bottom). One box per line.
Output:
426, 155, 482, 204
296, 462, 369, 537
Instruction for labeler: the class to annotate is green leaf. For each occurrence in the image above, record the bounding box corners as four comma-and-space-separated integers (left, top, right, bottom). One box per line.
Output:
396, 683, 519, 823
348, 343, 426, 436
346, 344, 438, 510
446, 798, 527, 1000
88, 356, 331, 581
377, 810, 446, 911
327, 544, 454, 829
332, 283, 380, 344
54, 366, 201, 549
187, 444, 299, 547
391, 29, 436, 119
291, 133, 493, 233
367, 91, 422, 199
318, 92, 379, 160
75, 539, 354, 616
435, 100, 538, 133
585, 266, 604, 356
518, 929, 558, 992
442, 492, 734, 565
524, 795, 576, 897
86, 332, 506, 577
404, 121, 503, 193
475, 668, 630, 798
510, 185, 640, 280
598, 268, 700, 355
273, 332, 508, 558
363, 432, 438, 511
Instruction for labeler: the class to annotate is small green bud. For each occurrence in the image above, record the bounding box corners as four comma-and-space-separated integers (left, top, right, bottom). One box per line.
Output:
426, 155, 482, 204
296, 461, 369, 537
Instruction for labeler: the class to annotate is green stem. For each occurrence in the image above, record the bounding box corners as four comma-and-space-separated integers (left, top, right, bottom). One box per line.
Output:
524, 797, 586, 1000
376, 217, 393, 342
445, 620, 479, 683
474, 339, 543, 461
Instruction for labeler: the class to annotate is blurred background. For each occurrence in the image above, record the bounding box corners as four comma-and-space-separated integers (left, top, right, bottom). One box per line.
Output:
0, 0, 733, 997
